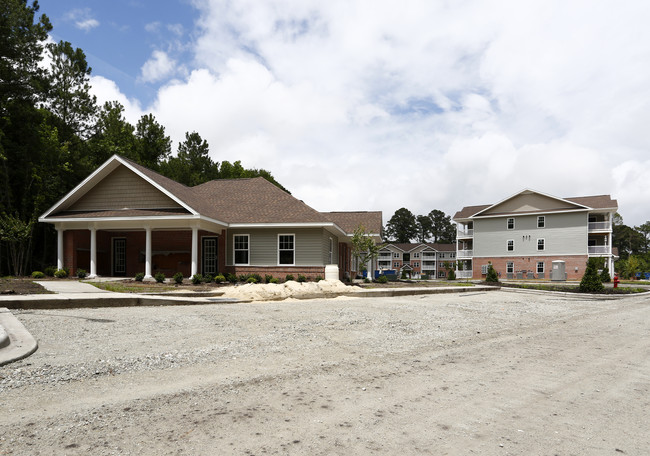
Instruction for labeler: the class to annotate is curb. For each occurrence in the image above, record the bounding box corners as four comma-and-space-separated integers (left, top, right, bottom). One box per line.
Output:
0, 308, 39, 366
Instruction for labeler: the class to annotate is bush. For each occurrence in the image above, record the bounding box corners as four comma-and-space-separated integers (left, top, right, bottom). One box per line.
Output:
227, 273, 238, 283
246, 276, 257, 283
421, 274, 429, 280
31, 271, 46, 279
264, 274, 274, 284
580, 258, 604, 292
173, 272, 184, 284
250, 273, 263, 283
297, 274, 307, 283
376, 275, 389, 283
401, 270, 407, 279
314, 276, 323, 282
485, 264, 499, 283
269, 277, 279, 284
191, 274, 203, 285
238, 274, 248, 283
364, 277, 371, 283
285, 274, 295, 282
54, 269, 68, 278
447, 269, 456, 280
44, 266, 57, 277
202, 274, 213, 283
600, 267, 611, 283
76, 268, 88, 279
154, 272, 166, 283
134, 272, 145, 282
214, 274, 226, 284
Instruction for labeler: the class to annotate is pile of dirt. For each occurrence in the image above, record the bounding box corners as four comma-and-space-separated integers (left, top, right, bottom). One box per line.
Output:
218, 279, 360, 301
0, 278, 51, 295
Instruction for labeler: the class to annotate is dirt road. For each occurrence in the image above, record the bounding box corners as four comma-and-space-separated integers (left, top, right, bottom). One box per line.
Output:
1, 290, 648, 455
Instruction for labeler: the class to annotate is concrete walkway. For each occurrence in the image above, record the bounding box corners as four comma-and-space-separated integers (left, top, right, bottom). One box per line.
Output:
0, 308, 38, 366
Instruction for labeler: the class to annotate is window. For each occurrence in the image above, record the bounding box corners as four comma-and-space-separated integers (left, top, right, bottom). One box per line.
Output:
537, 216, 545, 228
451, 253, 455, 258
507, 218, 515, 230
506, 262, 514, 274
278, 234, 295, 265
537, 238, 545, 251
481, 264, 489, 275
413, 252, 420, 258
329, 237, 333, 264
234, 235, 249, 265
413, 262, 420, 268
393, 261, 400, 268
438, 271, 446, 278
537, 262, 544, 274
393, 252, 400, 258
507, 240, 514, 251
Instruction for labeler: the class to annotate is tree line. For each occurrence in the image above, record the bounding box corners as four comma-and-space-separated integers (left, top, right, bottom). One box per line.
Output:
613, 215, 650, 278
384, 208, 456, 244
0, 0, 285, 275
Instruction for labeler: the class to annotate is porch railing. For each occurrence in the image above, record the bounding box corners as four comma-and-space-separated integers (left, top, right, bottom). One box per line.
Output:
457, 249, 473, 257
457, 229, 474, 238
588, 246, 610, 254
588, 221, 612, 231
456, 270, 472, 279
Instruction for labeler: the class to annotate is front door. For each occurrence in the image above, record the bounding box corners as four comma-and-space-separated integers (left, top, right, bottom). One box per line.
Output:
202, 237, 218, 276
112, 238, 126, 276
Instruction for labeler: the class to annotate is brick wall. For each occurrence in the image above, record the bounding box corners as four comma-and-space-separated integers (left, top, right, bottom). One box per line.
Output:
473, 255, 589, 280
225, 266, 326, 281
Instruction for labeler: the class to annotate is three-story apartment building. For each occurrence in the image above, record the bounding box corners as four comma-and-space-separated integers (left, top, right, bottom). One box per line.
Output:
453, 189, 617, 280
377, 243, 456, 278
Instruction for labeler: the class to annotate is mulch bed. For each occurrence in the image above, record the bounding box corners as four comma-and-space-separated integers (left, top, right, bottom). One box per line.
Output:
0, 278, 52, 295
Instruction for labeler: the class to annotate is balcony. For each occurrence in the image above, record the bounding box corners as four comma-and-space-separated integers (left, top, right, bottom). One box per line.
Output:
588, 246, 611, 255
457, 228, 474, 238
457, 249, 473, 258
588, 221, 612, 231
456, 270, 472, 279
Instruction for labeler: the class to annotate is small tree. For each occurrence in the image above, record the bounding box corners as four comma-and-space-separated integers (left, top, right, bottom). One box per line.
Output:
579, 258, 604, 292
0, 214, 34, 276
351, 224, 383, 278
485, 262, 499, 284
600, 266, 611, 283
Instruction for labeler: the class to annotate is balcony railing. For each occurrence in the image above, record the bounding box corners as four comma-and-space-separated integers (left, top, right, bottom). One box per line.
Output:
457, 249, 473, 257
457, 229, 474, 238
588, 221, 612, 231
456, 270, 472, 279
588, 246, 611, 254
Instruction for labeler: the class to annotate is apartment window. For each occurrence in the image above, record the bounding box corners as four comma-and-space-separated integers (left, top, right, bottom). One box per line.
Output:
413, 252, 420, 258
451, 253, 455, 258
413, 262, 420, 268
234, 235, 249, 265
481, 264, 489, 275
537, 262, 545, 274
506, 262, 514, 274
393, 252, 400, 258
537, 238, 545, 251
507, 218, 515, 230
393, 261, 400, 268
278, 234, 295, 265
537, 216, 545, 228
507, 240, 514, 251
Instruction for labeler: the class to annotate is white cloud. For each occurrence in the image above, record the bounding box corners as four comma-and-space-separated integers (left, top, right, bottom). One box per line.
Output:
89, 75, 144, 123
65, 8, 99, 32
139, 50, 177, 83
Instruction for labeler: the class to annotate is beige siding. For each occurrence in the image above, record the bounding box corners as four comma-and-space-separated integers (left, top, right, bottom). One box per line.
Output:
227, 228, 329, 266
69, 166, 182, 211
482, 191, 580, 215
321, 231, 339, 264
474, 212, 588, 257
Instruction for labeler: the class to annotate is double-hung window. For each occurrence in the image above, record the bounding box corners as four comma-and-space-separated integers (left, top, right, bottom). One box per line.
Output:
537, 262, 545, 274
537, 216, 545, 228
278, 234, 295, 265
507, 239, 514, 251
234, 235, 249, 265
506, 262, 514, 274
329, 238, 333, 264
537, 239, 545, 251
507, 218, 515, 230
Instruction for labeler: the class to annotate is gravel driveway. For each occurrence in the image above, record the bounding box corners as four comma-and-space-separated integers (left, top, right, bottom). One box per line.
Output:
1, 290, 648, 455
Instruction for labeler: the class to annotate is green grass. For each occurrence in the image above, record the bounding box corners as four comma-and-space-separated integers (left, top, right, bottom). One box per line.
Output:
88, 282, 174, 293
501, 282, 647, 294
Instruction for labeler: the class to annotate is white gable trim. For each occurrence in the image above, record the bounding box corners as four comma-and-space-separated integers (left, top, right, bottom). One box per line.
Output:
471, 188, 591, 218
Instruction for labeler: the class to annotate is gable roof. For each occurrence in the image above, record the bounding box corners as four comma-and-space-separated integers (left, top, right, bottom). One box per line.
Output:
454, 189, 617, 220
323, 211, 383, 236
380, 242, 456, 253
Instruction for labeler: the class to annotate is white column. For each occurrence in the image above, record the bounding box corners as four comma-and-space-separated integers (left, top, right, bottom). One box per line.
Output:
191, 227, 198, 277
89, 226, 97, 278
144, 226, 153, 280
57, 227, 64, 270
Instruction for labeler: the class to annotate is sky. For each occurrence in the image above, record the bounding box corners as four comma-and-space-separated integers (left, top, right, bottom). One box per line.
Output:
38, 0, 650, 227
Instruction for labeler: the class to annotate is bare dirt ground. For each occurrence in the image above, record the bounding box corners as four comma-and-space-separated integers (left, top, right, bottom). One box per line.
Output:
1, 290, 648, 455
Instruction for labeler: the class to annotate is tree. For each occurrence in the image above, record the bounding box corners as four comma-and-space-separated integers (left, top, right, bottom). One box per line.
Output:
485, 262, 499, 284
634, 221, 650, 254
88, 101, 136, 165
579, 258, 604, 292
135, 113, 171, 169
45, 40, 97, 138
415, 215, 432, 243
385, 208, 418, 243
428, 209, 455, 243
613, 213, 644, 259
0, 213, 34, 276
350, 224, 382, 276
160, 131, 217, 186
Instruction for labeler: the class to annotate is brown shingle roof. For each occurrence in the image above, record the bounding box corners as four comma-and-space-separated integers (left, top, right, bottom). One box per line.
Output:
453, 204, 490, 220
322, 211, 383, 235
52, 208, 191, 218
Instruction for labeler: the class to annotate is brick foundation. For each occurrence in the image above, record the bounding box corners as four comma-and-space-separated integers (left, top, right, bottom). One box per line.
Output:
225, 266, 326, 281
472, 255, 589, 280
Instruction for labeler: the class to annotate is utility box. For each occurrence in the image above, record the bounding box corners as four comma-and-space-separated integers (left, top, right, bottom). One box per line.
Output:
551, 260, 566, 281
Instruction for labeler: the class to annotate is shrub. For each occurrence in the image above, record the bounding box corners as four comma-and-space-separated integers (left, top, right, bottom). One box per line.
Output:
364, 277, 371, 283
447, 269, 456, 280
44, 266, 57, 277
227, 273, 238, 283
376, 275, 389, 283
297, 274, 307, 283
246, 276, 257, 283
214, 274, 226, 284
600, 267, 611, 283
580, 258, 604, 292
31, 271, 46, 279
238, 274, 248, 283
421, 274, 429, 280
269, 277, 279, 284
191, 274, 203, 285
76, 268, 88, 279
285, 274, 295, 282
173, 272, 184, 284
202, 274, 213, 283
154, 272, 166, 283
54, 269, 68, 278
134, 272, 145, 282
264, 274, 274, 284
314, 276, 323, 282
485, 264, 499, 283
401, 270, 407, 279
250, 273, 263, 283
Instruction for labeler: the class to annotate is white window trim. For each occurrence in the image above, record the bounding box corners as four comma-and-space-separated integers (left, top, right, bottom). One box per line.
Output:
537, 261, 545, 273
278, 233, 295, 266
233, 234, 250, 266
506, 261, 514, 274
393, 252, 400, 258
507, 239, 514, 251
393, 261, 399, 268
507, 217, 515, 230
537, 216, 545, 228
328, 237, 333, 264
537, 238, 545, 251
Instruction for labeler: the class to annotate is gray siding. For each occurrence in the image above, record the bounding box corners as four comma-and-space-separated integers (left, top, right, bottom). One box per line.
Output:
69, 166, 182, 211
474, 212, 588, 257
321, 231, 339, 264
227, 228, 333, 266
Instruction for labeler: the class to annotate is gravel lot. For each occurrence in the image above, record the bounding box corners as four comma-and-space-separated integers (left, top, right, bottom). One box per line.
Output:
1, 290, 649, 455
